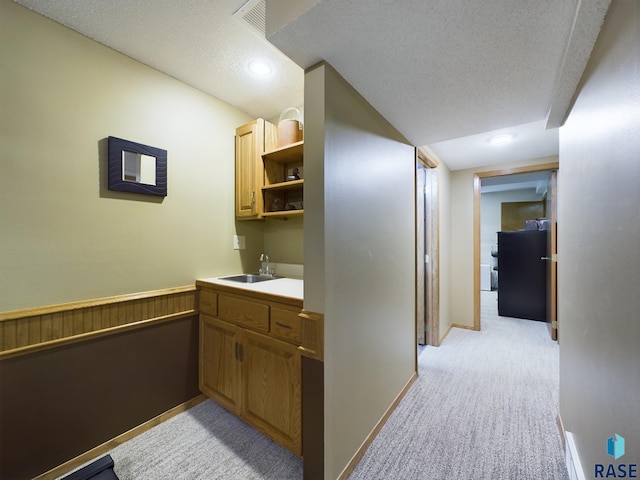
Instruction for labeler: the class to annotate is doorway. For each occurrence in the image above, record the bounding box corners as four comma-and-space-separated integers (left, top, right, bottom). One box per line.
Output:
416, 147, 439, 348
473, 162, 559, 338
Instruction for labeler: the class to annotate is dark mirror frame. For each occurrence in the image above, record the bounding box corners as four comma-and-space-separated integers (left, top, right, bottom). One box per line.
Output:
107, 136, 167, 196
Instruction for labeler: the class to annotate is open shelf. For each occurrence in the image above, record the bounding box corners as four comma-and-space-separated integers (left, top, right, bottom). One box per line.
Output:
261, 140, 304, 219
262, 141, 304, 164
261, 209, 304, 218
262, 179, 304, 192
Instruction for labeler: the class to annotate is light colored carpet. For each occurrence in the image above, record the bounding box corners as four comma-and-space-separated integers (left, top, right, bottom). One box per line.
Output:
107, 400, 302, 479
62, 291, 565, 479
348, 291, 568, 480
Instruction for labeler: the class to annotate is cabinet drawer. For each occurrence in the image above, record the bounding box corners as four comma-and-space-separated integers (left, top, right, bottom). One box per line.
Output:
270, 307, 301, 344
218, 294, 269, 333
199, 289, 218, 316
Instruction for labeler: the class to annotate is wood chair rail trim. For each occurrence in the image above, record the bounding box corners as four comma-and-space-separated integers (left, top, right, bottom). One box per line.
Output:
0, 286, 197, 357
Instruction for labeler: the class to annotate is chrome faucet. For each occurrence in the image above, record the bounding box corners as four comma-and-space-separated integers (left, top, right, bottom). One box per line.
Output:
259, 253, 271, 276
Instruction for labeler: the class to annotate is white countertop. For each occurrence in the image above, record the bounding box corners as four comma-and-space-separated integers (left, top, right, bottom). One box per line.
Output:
197, 276, 303, 301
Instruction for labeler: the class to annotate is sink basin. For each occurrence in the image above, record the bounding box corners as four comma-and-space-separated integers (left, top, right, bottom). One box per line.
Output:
220, 274, 279, 283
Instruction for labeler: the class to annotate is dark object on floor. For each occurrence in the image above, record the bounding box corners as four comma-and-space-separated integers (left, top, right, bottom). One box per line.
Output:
62, 455, 119, 480
497, 230, 548, 321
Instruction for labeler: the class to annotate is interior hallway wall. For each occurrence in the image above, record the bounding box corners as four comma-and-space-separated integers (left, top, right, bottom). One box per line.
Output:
448, 155, 558, 328
304, 63, 416, 480
558, 0, 639, 471
0, 1, 256, 311
437, 162, 452, 341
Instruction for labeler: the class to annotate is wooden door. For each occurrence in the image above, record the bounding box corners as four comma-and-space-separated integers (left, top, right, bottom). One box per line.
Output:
199, 315, 242, 414
416, 162, 427, 345
548, 171, 558, 340
242, 330, 302, 456
416, 149, 440, 346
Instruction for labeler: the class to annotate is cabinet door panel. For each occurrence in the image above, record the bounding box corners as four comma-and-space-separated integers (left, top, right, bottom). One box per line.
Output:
235, 121, 260, 218
242, 330, 301, 456
199, 315, 241, 414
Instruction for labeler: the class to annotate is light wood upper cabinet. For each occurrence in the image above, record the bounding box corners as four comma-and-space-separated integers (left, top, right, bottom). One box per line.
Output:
235, 119, 277, 220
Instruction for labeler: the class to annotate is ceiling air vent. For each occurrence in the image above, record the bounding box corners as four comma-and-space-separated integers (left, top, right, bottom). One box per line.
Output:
232, 0, 266, 38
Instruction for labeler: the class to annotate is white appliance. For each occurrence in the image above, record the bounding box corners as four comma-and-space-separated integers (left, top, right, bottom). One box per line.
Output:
481, 264, 491, 291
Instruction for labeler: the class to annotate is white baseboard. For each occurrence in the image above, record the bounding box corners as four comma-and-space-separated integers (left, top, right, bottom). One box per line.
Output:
565, 431, 586, 480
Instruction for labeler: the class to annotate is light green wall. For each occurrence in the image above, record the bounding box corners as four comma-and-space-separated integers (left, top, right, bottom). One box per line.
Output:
305, 63, 416, 480
262, 111, 305, 268
448, 155, 558, 328
263, 217, 304, 266
0, 1, 265, 310
559, 0, 639, 470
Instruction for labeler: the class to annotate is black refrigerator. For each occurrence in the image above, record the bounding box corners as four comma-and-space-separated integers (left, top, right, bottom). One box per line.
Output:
497, 230, 548, 321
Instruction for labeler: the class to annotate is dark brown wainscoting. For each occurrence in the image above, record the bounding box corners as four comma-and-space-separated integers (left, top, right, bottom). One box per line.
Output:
302, 356, 324, 480
0, 309, 199, 479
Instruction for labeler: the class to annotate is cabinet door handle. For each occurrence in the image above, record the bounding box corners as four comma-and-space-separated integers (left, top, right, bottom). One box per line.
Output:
251, 191, 255, 205
275, 321, 293, 330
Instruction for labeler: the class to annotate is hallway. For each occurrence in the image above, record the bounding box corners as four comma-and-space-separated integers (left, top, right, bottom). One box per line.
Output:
348, 291, 567, 479
58, 292, 566, 480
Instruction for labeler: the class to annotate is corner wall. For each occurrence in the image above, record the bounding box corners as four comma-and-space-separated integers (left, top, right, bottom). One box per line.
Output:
304, 64, 416, 480
558, 0, 639, 472
0, 1, 256, 310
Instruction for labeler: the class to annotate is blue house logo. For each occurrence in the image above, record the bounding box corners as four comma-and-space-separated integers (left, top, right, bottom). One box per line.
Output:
609, 434, 626, 460
596, 433, 636, 478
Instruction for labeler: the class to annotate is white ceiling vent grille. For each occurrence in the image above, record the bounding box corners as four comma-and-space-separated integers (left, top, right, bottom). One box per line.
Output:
232, 0, 266, 37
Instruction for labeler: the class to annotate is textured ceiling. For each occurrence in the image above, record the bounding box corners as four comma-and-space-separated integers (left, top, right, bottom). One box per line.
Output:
429, 120, 559, 171
268, 0, 610, 168
481, 170, 551, 196
14, 0, 610, 170
14, 0, 304, 121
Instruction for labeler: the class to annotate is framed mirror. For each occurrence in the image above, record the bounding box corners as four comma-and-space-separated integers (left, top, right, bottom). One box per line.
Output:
108, 136, 167, 196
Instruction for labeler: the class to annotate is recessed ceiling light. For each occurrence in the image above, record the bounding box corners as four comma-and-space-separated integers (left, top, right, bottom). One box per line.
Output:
248, 60, 272, 77
488, 133, 516, 145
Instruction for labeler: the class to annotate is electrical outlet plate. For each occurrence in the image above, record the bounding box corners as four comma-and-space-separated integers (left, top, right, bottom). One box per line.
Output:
233, 235, 246, 250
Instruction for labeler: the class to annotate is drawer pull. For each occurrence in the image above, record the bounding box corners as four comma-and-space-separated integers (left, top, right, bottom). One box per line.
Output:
275, 321, 293, 330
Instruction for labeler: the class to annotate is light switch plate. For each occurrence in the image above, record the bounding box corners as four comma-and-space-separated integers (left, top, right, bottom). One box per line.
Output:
233, 235, 246, 250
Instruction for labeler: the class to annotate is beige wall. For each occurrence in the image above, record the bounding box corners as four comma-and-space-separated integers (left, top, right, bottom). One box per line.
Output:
448, 155, 558, 328
305, 64, 416, 480
559, 0, 639, 470
0, 2, 264, 310
437, 162, 453, 340
263, 216, 304, 266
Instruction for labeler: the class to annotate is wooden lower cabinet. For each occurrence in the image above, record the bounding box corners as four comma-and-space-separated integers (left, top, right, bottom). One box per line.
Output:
242, 329, 301, 455
199, 315, 242, 415
198, 289, 302, 456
